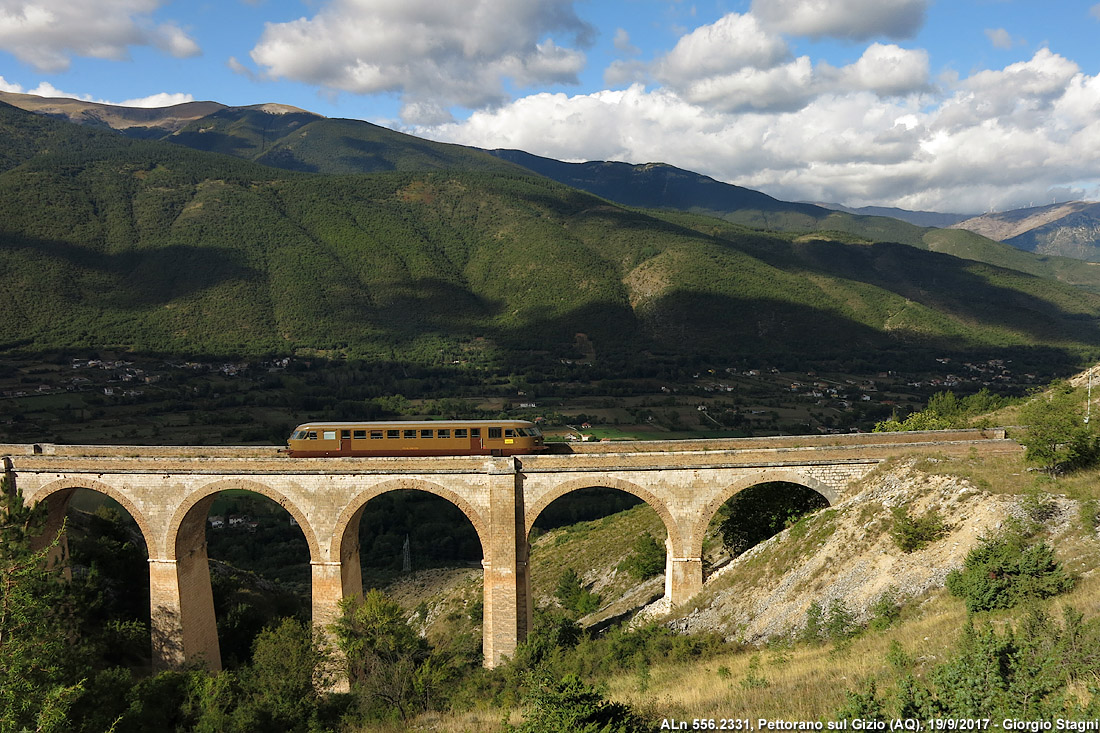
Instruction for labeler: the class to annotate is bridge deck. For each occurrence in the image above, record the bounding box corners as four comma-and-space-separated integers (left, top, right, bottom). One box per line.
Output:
2, 429, 1019, 474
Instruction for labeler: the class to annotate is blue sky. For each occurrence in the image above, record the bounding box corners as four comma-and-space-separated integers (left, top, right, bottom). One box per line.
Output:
3, 0, 1100, 212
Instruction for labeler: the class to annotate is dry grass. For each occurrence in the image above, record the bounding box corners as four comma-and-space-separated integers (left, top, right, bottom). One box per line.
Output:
908, 450, 1100, 501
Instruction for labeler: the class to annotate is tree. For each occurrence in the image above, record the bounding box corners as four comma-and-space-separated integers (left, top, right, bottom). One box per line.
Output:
0, 474, 85, 733
507, 672, 655, 733
332, 589, 434, 721
555, 568, 601, 616
945, 524, 1073, 612
617, 533, 666, 581
1018, 381, 1097, 475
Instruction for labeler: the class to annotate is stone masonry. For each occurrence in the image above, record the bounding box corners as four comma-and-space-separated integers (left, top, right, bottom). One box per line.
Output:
2, 429, 1019, 673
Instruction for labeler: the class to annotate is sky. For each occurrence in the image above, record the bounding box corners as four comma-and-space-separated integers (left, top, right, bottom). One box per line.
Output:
2, 1, 1100, 214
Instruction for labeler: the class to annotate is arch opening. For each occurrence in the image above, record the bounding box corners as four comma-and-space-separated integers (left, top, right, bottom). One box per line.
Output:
527, 485, 669, 630
46, 487, 153, 669
200, 490, 313, 669
350, 489, 486, 657
703, 481, 830, 580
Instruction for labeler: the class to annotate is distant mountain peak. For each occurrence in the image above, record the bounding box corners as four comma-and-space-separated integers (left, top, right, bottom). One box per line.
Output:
239, 102, 321, 117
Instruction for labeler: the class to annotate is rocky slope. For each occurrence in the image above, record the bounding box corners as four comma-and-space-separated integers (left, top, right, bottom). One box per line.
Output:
952, 201, 1100, 261
649, 458, 1090, 641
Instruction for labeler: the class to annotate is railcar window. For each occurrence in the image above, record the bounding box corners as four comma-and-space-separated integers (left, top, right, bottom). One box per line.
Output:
404, 429, 416, 439
455, 428, 468, 438
341, 430, 351, 439
323, 431, 337, 440
387, 430, 400, 439
488, 427, 502, 439
471, 428, 481, 438
421, 429, 434, 438
353, 430, 367, 440
306, 431, 317, 439
437, 429, 450, 439
370, 430, 383, 439
505, 429, 516, 438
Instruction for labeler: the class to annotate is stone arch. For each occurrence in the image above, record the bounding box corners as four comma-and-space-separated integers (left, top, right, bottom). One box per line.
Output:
168, 479, 321, 563
331, 477, 490, 567
689, 469, 836, 559
26, 477, 159, 558
525, 476, 681, 552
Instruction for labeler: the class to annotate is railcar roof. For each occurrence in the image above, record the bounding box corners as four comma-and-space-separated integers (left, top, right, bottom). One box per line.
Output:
291, 419, 536, 428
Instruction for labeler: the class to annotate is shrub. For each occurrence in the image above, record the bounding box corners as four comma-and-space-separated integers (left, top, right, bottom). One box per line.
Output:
945, 527, 1074, 612
507, 673, 655, 733
890, 505, 947, 553
555, 568, 601, 616
1018, 381, 1098, 475
801, 600, 825, 644
617, 533, 666, 581
869, 587, 902, 631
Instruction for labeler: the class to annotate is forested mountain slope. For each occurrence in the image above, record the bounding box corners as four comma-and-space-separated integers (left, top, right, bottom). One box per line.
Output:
2, 101, 1100, 371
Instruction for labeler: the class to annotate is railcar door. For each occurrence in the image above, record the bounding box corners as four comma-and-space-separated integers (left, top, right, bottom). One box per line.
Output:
471, 427, 484, 454
340, 429, 351, 455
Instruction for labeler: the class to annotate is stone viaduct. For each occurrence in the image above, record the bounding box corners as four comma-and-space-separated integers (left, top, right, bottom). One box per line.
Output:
2, 429, 1019, 671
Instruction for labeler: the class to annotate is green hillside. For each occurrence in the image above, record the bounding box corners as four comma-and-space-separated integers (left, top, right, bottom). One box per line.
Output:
493, 150, 1100, 294
3, 101, 1100, 371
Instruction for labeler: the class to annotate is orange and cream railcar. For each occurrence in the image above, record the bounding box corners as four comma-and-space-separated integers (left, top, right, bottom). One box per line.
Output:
285, 420, 545, 457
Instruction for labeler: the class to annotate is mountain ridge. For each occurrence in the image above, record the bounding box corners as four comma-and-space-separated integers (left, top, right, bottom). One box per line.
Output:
2, 97, 1099, 373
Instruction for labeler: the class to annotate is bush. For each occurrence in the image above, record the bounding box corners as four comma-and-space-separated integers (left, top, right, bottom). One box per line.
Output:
555, 569, 601, 616
945, 526, 1074, 612
507, 673, 655, 733
890, 505, 947, 553
1018, 381, 1098, 475
617, 533, 666, 581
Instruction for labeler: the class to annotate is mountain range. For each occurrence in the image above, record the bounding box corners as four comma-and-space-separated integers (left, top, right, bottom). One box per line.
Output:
950, 202, 1100, 262
2, 90, 1100, 374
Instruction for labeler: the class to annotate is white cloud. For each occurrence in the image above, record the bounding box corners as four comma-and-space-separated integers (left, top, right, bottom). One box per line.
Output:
421, 47, 1100, 213
0, 75, 23, 92
1092, 4, 1100, 21
249, 0, 593, 122
984, 28, 1018, 50
0, 77, 193, 108
613, 28, 639, 56
118, 91, 195, 107
656, 13, 789, 82
834, 43, 930, 96
650, 14, 928, 114
0, 0, 200, 72
751, 0, 928, 41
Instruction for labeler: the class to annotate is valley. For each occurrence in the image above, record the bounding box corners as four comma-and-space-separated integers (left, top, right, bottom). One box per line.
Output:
3, 88, 1100, 732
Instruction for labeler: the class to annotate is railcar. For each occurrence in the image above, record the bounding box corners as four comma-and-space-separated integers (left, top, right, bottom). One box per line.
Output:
285, 419, 545, 457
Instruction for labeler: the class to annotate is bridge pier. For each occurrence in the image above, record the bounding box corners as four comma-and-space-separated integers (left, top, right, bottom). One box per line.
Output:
482, 458, 530, 667
664, 537, 703, 606
155, 494, 221, 671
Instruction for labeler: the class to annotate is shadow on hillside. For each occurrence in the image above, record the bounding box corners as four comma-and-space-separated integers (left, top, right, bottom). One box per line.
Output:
1, 233, 260, 308
730, 237, 1100, 346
